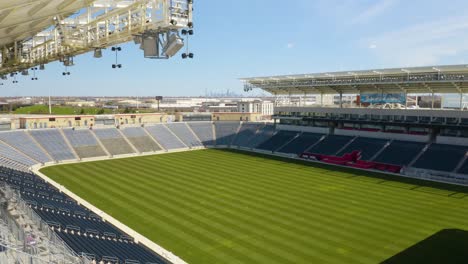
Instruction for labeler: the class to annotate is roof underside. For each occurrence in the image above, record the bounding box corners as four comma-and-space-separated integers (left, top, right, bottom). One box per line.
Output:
241, 65, 468, 95
0, 0, 87, 47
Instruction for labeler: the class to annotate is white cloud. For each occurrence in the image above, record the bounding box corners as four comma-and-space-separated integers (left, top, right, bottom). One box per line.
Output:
351, 0, 397, 25
286, 43, 295, 49
362, 15, 468, 66
369, 43, 377, 49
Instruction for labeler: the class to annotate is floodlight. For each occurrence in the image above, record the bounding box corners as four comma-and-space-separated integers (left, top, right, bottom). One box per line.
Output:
163, 33, 184, 57
134, 36, 142, 44
94, 49, 103, 58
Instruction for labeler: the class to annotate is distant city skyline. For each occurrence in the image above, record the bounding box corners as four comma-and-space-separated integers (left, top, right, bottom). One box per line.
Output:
4, 0, 468, 97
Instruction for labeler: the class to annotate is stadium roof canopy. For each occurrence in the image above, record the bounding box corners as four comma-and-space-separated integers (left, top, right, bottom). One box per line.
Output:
0, 1, 87, 47
241, 64, 468, 95
0, 0, 192, 76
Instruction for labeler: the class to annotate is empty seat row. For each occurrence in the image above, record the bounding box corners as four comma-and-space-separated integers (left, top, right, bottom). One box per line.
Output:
232, 123, 264, 148
337, 137, 390, 160
0, 167, 166, 264
165, 123, 202, 148
29, 130, 76, 161
57, 231, 166, 264
257, 130, 298, 152
277, 132, 324, 155
145, 125, 186, 150
413, 144, 468, 172
92, 128, 135, 155
188, 122, 215, 146
63, 129, 107, 159
0, 131, 51, 163
214, 122, 240, 146
121, 127, 162, 153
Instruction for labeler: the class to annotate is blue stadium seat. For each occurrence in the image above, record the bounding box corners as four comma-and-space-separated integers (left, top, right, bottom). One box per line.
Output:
277, 132, 324, 155
337, 137, 390, 160
307, 135, 354, 155
413, 144, 468, 172
373, 140, 426, 166
256, 130, 299, 152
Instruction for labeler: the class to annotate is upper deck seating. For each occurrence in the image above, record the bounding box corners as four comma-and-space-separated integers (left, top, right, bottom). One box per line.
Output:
121, 127, 162, 153
277, 132, 324, 155
0, 131, 51, 163
29, 130, 76, 161
145, 125, 187, 150
166, 123, 202, 148
93, 128, 135, 155
63, 129, 107, 158
187, 122, 215, 146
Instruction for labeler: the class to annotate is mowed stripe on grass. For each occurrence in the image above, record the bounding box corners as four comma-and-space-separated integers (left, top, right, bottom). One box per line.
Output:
40, 149, 468, 264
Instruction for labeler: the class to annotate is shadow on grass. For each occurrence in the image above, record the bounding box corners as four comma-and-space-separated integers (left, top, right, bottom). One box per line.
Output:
217, 148, 468, 196
381, 229, 468, 264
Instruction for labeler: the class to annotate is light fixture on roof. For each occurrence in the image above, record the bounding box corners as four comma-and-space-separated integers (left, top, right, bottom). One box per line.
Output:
93, 48, 103, 58
133, 36, 142, 45
39, 64, 45, 70
21, 70, 29, 76
164, 33, 184, 57
111, 47, 122, 68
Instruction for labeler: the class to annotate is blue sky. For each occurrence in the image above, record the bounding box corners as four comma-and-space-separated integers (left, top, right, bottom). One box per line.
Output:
5, 0, 468, 97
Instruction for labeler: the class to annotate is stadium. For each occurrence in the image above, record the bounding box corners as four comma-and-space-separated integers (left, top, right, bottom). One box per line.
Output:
0, 1, 467, 264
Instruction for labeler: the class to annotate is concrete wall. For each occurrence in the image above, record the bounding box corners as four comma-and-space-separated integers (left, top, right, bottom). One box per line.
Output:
276, 106, 468, 118
212, 112, 264, 122
436, 136, 468, 146
20, 116, 96, 129
115, 113, 170, 126
334, 129, 430, 142
276, 124, 329, 134
277, 124, 430, 142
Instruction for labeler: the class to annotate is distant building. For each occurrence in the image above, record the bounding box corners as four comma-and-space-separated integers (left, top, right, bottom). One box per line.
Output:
237, 100, 274, 116
65, 101, 96, 107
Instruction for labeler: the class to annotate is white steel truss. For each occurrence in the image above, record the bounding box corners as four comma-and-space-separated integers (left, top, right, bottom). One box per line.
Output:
0, 0, 193, 76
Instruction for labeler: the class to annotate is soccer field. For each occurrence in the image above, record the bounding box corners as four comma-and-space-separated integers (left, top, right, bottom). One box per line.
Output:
40, 149, 468, 264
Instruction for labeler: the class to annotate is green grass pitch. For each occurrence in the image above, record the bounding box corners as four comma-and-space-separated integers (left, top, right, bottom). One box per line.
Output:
40, 149, 468, 264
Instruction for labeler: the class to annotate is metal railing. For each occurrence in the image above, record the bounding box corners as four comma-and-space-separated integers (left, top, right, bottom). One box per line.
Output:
0, 182, 93, 264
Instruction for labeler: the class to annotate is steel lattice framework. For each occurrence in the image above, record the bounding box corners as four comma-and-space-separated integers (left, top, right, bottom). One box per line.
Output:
0, 0, 193, 76
241, 65, 468, 96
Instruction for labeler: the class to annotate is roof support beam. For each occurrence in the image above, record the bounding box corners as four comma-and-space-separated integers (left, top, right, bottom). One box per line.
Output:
0, 9, 14, 25
28, 2, 51, 17
451, 82, 463, 94
423, 83, 433, 93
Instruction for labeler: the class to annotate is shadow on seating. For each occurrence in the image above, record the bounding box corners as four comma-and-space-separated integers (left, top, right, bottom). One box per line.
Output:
381, 229, 468, 264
